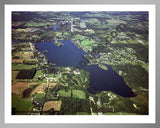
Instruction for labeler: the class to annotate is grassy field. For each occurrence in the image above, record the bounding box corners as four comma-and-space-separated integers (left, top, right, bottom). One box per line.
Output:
12, 63, 38, 70
33, 70, 43, 79
34, 93, 45, 100
58, 90, 71, 97
74, 34, 85, 40
141, 63, 148, 73
24, 22, 55, 27
72, 90, 86, 99
81, 39, 95, 46
58, 90, 86, 99
12, 95, 33, 114
12, 71, 19, 81
88, 18, 100, 24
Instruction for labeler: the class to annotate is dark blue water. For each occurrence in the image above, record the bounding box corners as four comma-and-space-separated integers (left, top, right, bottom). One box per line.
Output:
36, 40, 86, 66
35, 40, 135, 97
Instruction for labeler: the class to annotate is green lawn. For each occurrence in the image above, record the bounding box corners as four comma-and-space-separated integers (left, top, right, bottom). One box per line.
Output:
81, 39, 95, 46
74, 34, 85, 40
88, 18, 100, 24
72, 90, 86, 99
12, 63, 38, 70
58, 90, 71, 97
12, 95, 33, 114
56, 32, 62, 37
33, 70, 43, 79
24, 22, 54, 27
141, 63, 148, 73
57, 90, 86, 99
34, 93, 44, 100
98, 64, 108, 70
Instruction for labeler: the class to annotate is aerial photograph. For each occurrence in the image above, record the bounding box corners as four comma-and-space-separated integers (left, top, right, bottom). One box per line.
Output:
11, 11, 148, 115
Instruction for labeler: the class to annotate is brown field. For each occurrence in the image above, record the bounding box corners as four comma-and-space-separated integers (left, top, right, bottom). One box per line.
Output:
12, 59, 24, 63
15, 52, 34, 59
43, 101, 62, 111
48, 83, 57, 89
12, 82, 38, 95
27, 59, 36, 62
31, 83, 46, 94
16, 28, 39, 32
58, 83, 68, 87
12, 71, 19, 81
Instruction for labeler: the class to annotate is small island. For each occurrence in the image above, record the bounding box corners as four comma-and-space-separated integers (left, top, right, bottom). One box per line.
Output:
54, 41, 64, 47
98, 64, 108, 70
54, 37, 64, 47
43, 50, 48, 53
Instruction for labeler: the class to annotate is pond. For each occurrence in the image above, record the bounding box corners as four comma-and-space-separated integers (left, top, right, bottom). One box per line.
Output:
35, 40, 135, 97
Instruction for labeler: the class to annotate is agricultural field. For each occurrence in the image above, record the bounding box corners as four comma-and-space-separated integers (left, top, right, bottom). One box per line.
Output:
16, 68, 37, 79
57, 90, 71, 97
15, 51, 34, 59
12, 71, 19, 81
48, 83, 57, 89
31, 83, 46, 95
12, 82, 38, 95
12, 63, 38, 70
72, 90, 86, 99
12, 95, 33, 115
42, 101, 62, 112
12, 59, 24, 63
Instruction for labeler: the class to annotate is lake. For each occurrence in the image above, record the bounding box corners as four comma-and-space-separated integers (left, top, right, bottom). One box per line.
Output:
35, 40, 135, 97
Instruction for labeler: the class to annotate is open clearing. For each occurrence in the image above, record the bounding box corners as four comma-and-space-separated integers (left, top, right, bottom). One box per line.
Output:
72, 90, 86, 99
12, 82, 38, 95
12, 51, 36, 64
27, 59, 36, 62
12, 59, 24, 63
31, 83, 46, 94
43, 101, 62, 111
15, 52, 34, 59
57, 90, 86, 99
58, 90, 71, 97
12, 94, 33, 114
33, 70, 43, 79
48, 83, 57, 89
48, 83, 68, 89
12, 63, 38, 70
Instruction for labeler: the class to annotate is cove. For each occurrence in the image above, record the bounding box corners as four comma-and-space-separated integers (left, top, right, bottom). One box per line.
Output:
35, 40, 135, 97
